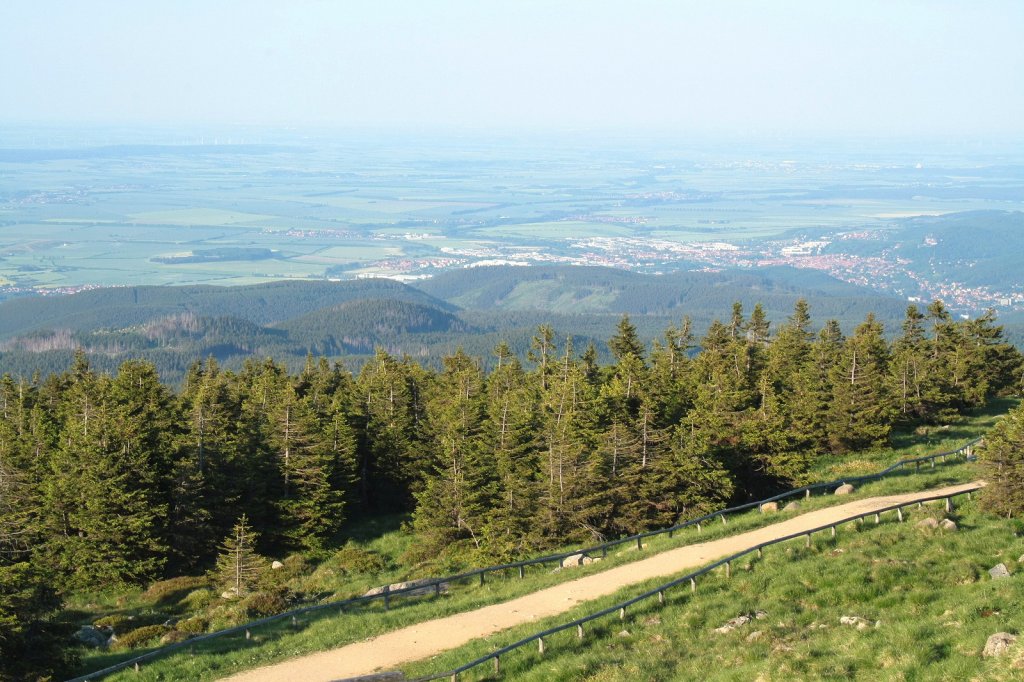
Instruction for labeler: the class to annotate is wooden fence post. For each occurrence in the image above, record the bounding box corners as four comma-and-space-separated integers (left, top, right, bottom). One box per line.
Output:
637, 537, 643, 551
897, 507, 903, 523
806, 489, 811, 499
696, 522, 702, 533
945, 497, 953, 513
874, 513, 880, 524
721, 514, 727, 525
577, 624, 584, 639
383, 584, 390, 611
831, 525, 836, 538
658, 590, 665, 604
690, 577, 696, 592
494, 656, 500, 675
518, 566, 525, 579
725, 561, 731, 578
538, 637, 545, 655
757, 547, 762, 559
619, 607, 626, 620
480, 572, 485, 586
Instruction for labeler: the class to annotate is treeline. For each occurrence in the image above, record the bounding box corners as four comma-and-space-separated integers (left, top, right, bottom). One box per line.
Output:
0, 300, 1020, 677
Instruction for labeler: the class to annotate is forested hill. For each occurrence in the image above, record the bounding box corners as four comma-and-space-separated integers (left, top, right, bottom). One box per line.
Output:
0, 278, 455, 340
0, 265, 974, 384
414, 264, 907, 319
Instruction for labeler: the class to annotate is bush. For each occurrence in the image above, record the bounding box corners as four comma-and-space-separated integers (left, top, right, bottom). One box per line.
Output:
980, 402, 1024, 517
142, 576, 211, 606
331, 545, 388, 575
179, 588, 214, 611
244, 590, 289, 618
175, 615, 209, 636
93, 614, 131, 632
113, 625, 169, 650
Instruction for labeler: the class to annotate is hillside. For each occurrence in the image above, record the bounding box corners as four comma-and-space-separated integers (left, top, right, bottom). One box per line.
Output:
414, 264, 908, 323
0, 278, 455, 340
826, 210, 1024, 290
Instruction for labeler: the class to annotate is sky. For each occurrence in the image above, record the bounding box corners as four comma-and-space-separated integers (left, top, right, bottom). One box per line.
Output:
2, 0, 1023, 137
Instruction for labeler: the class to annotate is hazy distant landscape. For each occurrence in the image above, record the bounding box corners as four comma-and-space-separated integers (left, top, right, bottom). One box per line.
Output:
3, 130, 1023, 318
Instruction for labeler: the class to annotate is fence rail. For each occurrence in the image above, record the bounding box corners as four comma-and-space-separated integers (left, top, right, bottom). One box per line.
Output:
412, 484, 982, 681
69, 437, 981, 681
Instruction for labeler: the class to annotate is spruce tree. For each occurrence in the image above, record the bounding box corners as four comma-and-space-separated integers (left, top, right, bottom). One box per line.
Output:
214, 514, 264, 597
827, 314, 895, 453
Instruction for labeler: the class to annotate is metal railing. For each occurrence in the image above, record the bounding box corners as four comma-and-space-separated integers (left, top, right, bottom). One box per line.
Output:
412, 484, 982, 681
69, 437, 981, 681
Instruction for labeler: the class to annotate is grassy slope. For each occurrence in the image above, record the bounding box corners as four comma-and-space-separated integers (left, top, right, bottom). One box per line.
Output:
405, 496, 1024, 682
73, 400, 1014, 681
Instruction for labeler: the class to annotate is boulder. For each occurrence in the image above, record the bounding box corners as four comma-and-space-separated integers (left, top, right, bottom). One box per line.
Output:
221, 590, 237, 600
939, 519, 957, 531
74, 625, 110, 648
760, 502, 779, 513
989, 563, 1011, 580
746, 630, 764, 642
271, 560, 284, 570
783, 501, 801, 512
983, 632, 1018, 658
617, 629, 631, 638
834, 484, 855, 496
916, 517, 939, 529
561, 553, 585, 567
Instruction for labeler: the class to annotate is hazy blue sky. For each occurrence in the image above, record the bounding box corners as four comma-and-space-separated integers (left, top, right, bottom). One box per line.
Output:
2, 1, 1023, 136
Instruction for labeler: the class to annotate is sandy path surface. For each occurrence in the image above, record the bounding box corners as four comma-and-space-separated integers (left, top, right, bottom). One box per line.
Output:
223, 481, 980, 682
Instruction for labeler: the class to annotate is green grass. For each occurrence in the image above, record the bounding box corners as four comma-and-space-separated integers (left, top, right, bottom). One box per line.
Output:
75, 401, 1009, 681
403, 497, 1024, 681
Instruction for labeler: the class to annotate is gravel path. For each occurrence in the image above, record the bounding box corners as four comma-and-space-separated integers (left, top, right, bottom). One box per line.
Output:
222, 480, 980, 682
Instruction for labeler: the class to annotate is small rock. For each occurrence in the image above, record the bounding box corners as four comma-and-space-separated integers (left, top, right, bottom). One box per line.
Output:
715, 612, 764, 634
1018, 554, 1024, 564
834, 484, 855, 496
221, 590, 237, 600
916, 517, 939, 529
990, 563, 1011, 580
715, 615, 751, 634
271, 560, 284, 570
939, 519, 958, 531
643, 616, 662, 626
983, 632, 1018, 658
760, 502, 779, 513
617, 629, 631, 638
363, 579, 449, 598
783, 501, 801, 512
580, 556, 602, 566
840, 616, 877, 630
746, 630, 764, 642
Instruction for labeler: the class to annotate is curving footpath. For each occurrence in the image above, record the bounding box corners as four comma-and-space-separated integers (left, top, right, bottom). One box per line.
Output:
222, 481, 981, 682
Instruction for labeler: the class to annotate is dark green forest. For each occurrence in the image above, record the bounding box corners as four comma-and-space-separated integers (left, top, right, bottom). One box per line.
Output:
1, 298, 1021, 679
0, 266, 922, 386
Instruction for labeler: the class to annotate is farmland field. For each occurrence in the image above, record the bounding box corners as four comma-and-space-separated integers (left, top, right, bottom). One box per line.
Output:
2, 126, 1024, 294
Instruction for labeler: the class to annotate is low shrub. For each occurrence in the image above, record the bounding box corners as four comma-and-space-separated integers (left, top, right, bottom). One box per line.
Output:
113, 625, 170, 650
93, 614, 131, 632
244, 590, 290, 618
143, 576, 211, 606
331, 545, 388, 575
175, 615, 209, 636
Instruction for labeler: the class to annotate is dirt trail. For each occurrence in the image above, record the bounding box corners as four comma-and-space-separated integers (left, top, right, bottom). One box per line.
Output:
223, 481, 980, 682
